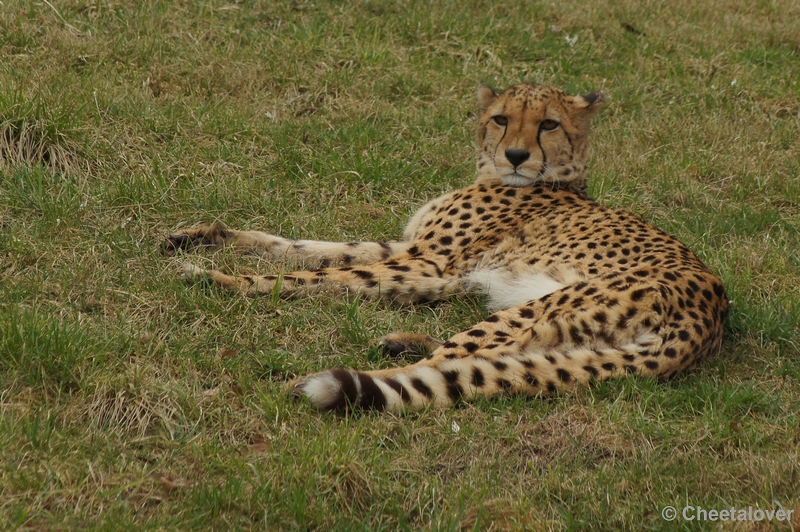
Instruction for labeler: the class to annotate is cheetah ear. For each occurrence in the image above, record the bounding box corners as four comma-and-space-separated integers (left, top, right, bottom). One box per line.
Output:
571, 91, 605, 120
477, 84, 498, 111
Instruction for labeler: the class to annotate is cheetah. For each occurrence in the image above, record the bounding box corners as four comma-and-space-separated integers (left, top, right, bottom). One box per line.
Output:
164, 83, 729, 412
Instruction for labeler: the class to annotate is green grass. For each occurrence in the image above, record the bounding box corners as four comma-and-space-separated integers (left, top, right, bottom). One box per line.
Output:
1, 0, 799, 529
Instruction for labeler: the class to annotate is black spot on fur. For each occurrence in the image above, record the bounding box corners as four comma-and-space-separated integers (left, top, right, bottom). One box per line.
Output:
327, 368, 359, 410
442, 370, 463, 402
411, 378, 433, 398
357, 372, 387, 410
443, 370, 459, 383
352, 270, 374, 280
463, 342, 479, 353
569, 326, 583, 344
631, 289, 646, 301
383, 378, 410, 403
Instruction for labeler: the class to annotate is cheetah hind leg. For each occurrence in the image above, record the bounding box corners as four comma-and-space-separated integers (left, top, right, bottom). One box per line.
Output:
376, 333, 443, 360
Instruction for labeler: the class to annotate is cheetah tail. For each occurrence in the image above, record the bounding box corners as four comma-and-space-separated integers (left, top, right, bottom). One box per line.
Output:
290, 333, 670, 412
290, 362, 458, 412
290, 368, 393, 411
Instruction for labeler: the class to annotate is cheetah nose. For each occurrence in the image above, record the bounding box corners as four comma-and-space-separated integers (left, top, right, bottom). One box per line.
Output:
505, 149, 530, 167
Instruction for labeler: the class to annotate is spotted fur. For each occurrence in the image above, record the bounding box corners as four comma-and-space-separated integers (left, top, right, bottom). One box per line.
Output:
164, 83, 729, 412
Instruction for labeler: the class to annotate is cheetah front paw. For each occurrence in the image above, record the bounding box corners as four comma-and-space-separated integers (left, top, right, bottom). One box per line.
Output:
162, 222, 234, 256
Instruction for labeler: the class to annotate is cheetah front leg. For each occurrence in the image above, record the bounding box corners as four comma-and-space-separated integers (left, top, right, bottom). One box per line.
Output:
183, 256, 461, 304
163, 221, 412, 268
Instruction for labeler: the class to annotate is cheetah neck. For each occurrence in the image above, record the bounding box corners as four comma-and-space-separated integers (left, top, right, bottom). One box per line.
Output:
474, 167, 589, 198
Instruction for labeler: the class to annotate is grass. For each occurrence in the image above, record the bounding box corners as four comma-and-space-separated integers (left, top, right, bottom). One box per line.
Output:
1, 0, 799, 529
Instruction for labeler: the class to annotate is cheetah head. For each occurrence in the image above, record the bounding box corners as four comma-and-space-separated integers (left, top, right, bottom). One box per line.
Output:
476, 83, 604, 193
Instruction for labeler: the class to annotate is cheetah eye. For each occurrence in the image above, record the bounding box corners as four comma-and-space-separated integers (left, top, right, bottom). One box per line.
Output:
540, 119, 560, 131
492, 115, 509, 126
